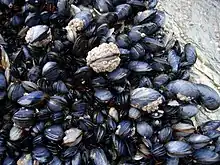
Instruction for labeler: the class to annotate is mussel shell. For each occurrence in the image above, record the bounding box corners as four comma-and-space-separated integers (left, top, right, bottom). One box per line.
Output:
134, 9, 157, 25
178, 104, 198, 119
94, 89, 113, 103
48, 156, 62, 165
21, 81, 39, 92
17, 91, 47, 107
166, 80, 200, 101
165, 141, 192, 157
200, 120, 220, 132
115, 120, 133, 138
13, 108, 35, 128
129, 108, 141, 120
128, 61, 152, 73
182, 43, 197, 67
172, 122, 195, 137
32, 146, 52, 163
115, 4, 132, 20
158, 127, 172, 143
141, 37, 164, 52
196, 84, 220, 110
0, 73, 7, 90
42, 62, 59, 81
136, 121, 153, 138
44, 125, 64, 141
47, 96, 68, 112
193, 149, 220, 164
153, 10, 165, 27
187, 134, 212, 149
107, 68, 130, 82
7, 83, 25, 101
130, 87, 165, 112
153, 74, 169, 88
90, 148, 109, 165
9, 126, 23, 141
93, 0, 114, 13
3, 156, 15, 165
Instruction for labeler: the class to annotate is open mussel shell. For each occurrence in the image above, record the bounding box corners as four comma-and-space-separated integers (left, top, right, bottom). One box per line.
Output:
165, 141, 192, 157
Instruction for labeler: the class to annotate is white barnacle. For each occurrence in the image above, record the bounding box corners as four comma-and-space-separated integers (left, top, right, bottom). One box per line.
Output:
86, 43, 121, 73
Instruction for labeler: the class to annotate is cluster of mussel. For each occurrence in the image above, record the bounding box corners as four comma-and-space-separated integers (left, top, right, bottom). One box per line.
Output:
0, 0, 220, 164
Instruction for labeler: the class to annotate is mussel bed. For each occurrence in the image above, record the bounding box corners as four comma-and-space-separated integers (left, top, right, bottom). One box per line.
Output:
0, 0, 219, 164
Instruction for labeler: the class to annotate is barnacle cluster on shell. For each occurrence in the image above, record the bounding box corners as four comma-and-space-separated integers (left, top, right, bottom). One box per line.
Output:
86, 43, 121, 73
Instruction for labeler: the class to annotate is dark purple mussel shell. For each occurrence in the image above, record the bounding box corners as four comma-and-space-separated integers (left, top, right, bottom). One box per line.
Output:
115, 120, 133, 138
115, 4, 132, 20
182, 43, 197, 67
7, 82, 25, 101
17, 91, 48, 107
166, 80, 200, 101
107, 68, 130, 82
196, 84, 220, 110
42, 62, 59, 81
32, 146, 52, 163
158, 127, 173, 143
178, 104, 199, 119
94, 88, 113, 104
128, 61, 152, 73
12, 108, 35, 128
93, 0, 114, 13
47, 95, 68, 112
44, 125, 64, 142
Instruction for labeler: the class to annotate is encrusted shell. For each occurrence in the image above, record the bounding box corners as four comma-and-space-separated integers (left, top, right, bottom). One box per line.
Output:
25, 25, 52, 47
86, 43, 121, 73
